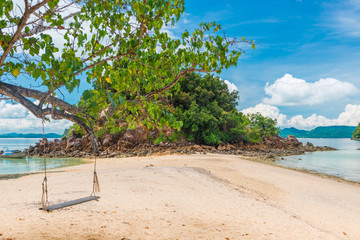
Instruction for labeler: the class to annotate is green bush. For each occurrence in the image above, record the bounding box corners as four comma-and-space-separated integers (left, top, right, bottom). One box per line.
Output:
353, 123, 360, 139
172, 73, 252, 145
247, 113, 280, 139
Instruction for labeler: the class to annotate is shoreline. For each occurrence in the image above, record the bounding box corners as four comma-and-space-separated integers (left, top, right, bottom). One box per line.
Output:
2, 151, 359, 186
245, 155, 360, 186
1, 153, 359, 239
0, 157, 93, 180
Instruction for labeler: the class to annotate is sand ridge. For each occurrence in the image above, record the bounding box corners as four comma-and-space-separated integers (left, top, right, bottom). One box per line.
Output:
1, 154, 359, 239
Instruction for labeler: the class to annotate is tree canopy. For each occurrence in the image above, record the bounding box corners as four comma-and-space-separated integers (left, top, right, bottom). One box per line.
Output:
171, 73, 248, 145
353, 123, 360, 139
0, 0, 255, 151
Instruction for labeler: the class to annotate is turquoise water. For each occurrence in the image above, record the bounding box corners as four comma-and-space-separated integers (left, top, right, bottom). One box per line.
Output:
275, 138, 360, 182
0, 138, 85, 178
0, 138, 54, 151
0, 157, 86, 177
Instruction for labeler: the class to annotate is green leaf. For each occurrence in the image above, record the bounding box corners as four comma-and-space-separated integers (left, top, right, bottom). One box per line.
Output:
12, 68, 20, 77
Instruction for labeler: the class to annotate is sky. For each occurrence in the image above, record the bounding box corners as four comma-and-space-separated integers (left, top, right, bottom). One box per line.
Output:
183, 0, 360, 130
1, 0, 360, 133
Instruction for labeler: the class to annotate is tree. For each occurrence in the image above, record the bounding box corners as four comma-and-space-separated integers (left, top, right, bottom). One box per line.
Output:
247, 113, 280, 139
171, 73, 250, 145
352, 123, 360, 139
0, 0, 254, 152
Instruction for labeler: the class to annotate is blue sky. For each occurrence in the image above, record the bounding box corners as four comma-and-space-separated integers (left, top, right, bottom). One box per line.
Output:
1, 0, 360, 133
180, 0, 360, 129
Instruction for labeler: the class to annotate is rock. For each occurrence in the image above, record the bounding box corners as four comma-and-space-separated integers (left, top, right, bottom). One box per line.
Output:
189, 145, 203, 152
123, 126, 147, 143
285, 135, 302, 147
217, 144, 236, 151
103, 134, 115, 147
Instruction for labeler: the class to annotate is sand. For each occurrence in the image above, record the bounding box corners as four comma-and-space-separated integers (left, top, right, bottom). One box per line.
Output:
1, 153, 360, 240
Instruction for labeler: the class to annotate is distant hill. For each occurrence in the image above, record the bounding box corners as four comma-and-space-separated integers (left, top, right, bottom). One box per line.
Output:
280, 126, 357, 138
0, 133, 62, 138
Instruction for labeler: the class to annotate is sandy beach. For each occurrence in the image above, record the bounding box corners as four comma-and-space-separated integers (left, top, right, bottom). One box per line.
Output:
1, 154, 360, 240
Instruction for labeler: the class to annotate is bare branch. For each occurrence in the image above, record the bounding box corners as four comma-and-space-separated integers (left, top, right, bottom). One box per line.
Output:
24, 0, 29, 10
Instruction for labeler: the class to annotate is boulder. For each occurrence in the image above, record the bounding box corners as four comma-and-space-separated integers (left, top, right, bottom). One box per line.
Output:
103, 134, 115, 147
189, 144, 203, 152
286, 135, 302, 147
123, 126, 147, 143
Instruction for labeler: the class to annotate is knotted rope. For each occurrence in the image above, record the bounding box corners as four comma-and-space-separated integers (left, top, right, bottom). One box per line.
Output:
41, 120, 49, 210
91, 153, 100, 195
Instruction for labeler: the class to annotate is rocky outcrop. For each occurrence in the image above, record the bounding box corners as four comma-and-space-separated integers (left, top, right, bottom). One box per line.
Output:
28, 133, 336, 159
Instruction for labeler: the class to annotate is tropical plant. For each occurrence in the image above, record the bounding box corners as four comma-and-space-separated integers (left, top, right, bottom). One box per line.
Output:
171, 73, 251, 145
247, 113, 280, 139
352, 123, 360, 139
0, 0, 255, 151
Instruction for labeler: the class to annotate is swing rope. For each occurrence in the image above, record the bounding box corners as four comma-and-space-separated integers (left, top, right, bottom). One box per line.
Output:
41, 120, 49, 210
91, 154, 100, 195
40, 119, 100, 211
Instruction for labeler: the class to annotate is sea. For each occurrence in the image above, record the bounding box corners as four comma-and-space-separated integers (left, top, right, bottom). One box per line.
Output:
1, 138, 360, 182
275, 138, 360, 182
0, 138, 85, 178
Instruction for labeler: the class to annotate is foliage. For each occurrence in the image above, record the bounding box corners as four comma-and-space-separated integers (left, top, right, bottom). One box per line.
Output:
247, 113, 280, 139
0, 0, 255, 150
352, 124, 360, 139
171, 73, 253, 145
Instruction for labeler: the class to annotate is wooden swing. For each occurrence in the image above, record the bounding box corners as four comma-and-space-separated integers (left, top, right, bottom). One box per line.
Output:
40, 120, 100, 211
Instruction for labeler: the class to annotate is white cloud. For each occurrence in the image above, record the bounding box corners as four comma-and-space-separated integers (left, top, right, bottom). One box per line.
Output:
223, 79, 239, 92
242, 103, 360, 130
0, 101, 72, 134
241, 103, 287, 126
263, 74, 359, 106
0, 101, 28, 118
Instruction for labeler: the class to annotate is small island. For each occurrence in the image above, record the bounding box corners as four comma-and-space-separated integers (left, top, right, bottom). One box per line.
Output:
0, 133, 62, 138
280, 126, 357, 138
352, 123, 360, 141
1, 0, 360, 239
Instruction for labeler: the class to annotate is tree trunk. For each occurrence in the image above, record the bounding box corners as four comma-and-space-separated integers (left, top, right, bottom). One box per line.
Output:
0, 81, 99, 153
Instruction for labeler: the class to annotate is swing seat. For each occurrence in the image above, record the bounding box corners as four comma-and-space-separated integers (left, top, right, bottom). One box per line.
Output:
44, 196, 100, 211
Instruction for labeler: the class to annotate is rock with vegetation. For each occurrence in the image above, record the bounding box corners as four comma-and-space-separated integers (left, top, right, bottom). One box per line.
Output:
0, 0, 255, 153
29, 133, 336, 159
67, 73, 281, 146
32, 74, 331, 158
352, 123, 360, 140
171, 73, 271, 145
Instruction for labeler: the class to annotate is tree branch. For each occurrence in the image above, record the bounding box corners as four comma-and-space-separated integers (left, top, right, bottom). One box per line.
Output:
0, 0, 52, 67
42, 108, 99, 153
0, 81, 81, 115
75, 20, 146, 76
82, 40, 119, 63
0, 81, 99, 152
144, 68, 218, 100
